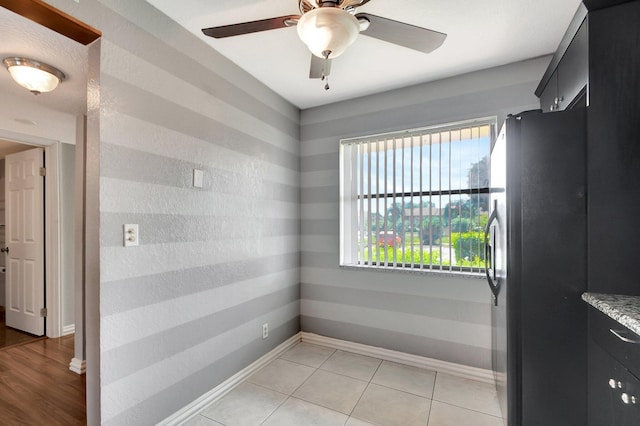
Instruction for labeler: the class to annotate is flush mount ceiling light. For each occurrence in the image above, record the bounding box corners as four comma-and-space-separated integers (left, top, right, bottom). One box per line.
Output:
3, 57, 66, 95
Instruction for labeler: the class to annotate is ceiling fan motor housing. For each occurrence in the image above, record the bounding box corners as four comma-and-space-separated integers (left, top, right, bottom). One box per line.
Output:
299, 0, 342, 14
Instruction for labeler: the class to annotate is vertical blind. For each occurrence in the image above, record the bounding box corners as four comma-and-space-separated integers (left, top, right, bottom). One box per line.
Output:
340, 118, 495, 273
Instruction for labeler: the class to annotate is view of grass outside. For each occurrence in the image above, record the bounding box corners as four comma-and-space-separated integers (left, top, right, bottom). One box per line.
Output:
357, 207, 489, 269
341, 119, 494, 274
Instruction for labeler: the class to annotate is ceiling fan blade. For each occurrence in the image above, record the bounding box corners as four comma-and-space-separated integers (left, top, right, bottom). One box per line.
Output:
356, 13, 447, 54
202, 15, 300, 38
309, 55, 332, 79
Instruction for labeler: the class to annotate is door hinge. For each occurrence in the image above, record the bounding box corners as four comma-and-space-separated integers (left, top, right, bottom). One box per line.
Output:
39, 167, 46, 177
40, 308, 47, 317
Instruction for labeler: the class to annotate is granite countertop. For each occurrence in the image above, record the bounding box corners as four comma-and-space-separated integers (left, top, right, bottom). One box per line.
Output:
582, 292, 640, 336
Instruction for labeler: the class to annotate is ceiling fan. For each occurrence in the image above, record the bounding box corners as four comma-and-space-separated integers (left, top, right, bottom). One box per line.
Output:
202, 0, 446, 90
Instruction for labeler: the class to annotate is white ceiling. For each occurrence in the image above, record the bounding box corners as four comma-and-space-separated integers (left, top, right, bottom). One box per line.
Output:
0, 6, 87, 145
147, 0, 583, 109
0, 139, 33, 158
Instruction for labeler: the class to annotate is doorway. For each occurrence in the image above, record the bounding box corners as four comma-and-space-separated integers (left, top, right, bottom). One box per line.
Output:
0, 0, 100, 423
0, 139, 76, 349
0, 143, 42, 348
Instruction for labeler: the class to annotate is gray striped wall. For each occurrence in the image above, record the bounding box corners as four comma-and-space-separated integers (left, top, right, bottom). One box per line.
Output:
47, 0, 300, 424
299, 57, 549, 370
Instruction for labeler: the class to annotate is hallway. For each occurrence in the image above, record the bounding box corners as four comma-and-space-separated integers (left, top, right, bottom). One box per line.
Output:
0, 335, 85, 425
0, 309, 43, 350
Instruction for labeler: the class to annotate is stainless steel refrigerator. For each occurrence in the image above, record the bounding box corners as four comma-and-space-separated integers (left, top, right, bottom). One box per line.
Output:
485, 108, 587, 426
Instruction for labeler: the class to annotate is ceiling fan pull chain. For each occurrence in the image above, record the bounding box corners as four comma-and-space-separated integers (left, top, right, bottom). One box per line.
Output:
322, 50, 331, 90
321, 70, 330, 90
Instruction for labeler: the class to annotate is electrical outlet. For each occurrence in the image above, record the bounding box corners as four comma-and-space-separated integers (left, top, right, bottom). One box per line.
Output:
123, 224, 139, 247
262, 323, 268, 339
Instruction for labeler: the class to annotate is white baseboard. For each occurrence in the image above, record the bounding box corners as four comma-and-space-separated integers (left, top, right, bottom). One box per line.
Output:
158, 333, 302, 426
301, 332, 495, 384
161, 332, 494, 425
69, 357, 86, 375
62, 324, 75, 336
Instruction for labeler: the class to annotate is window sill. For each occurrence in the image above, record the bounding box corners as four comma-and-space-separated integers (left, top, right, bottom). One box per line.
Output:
339, 264, 486, 280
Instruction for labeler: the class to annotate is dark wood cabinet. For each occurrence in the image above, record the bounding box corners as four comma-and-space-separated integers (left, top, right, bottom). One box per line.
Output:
537, 2, 640, 425
557, 18, 588, 108
589, 308, 640, 426
536, 7, 588, 111
538, 70, 558, 112
586, 0, 640, 295
589, 339, 640, 425
583, 0, 637, 10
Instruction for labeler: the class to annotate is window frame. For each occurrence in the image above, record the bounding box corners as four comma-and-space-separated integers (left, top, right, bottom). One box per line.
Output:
339, 117, 497, 276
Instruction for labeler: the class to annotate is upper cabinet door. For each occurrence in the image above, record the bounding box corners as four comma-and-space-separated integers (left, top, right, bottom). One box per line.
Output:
557, 18, 589, 110
539, 69, 559, 112
536, 4, 589, 112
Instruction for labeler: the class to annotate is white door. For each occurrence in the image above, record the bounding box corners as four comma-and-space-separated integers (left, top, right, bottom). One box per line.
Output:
5, 147, 45, 336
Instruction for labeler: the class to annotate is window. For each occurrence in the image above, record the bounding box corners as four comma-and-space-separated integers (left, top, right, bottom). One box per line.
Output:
340, 117, 495, 274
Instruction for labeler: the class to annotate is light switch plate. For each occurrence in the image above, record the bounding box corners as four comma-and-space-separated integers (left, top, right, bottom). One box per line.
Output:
193, 169, 204, 188
124, 224, 139, 247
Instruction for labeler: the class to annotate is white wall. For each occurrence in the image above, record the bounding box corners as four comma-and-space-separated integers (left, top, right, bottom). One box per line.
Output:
0, 93, 77, 145
299, 57, 549, 370
60, 143, 75, 331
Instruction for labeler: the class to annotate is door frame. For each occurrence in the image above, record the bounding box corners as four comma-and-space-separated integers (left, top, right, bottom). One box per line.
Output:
1, 1, 101, 423
0, 130, 66, 338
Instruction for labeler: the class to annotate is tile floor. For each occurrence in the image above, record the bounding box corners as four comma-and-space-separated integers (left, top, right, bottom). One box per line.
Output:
183, 342, 503, 426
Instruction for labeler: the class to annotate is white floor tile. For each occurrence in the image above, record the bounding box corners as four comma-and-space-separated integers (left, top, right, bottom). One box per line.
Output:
187, 341, 505, 426
351, 383, 431, 426
293, 369, 368, 414
181, 414, 224, 426
262, 397, 348, 426
200, 382, 287, 426
432, 373, 501, 418
279, 342, 336, 368
427, 401, 503, 426
345, 417, 377, 426
247, 358, 315, 395
371, 360, 436, 398
320, 350, 382, 381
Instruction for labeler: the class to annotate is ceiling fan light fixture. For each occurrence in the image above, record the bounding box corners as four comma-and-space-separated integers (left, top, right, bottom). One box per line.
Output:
297, 7, 360, 59
3, 57, 66, 95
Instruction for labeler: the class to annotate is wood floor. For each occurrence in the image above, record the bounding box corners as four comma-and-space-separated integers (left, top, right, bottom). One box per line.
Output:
0, 335, 86, 425
0, 311, 43, 350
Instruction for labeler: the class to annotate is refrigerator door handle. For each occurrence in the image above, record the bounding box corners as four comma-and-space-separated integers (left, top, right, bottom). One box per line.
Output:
485, 201, 500, 302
